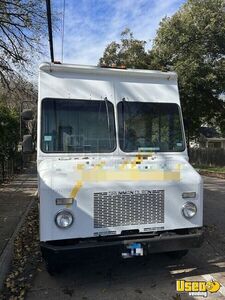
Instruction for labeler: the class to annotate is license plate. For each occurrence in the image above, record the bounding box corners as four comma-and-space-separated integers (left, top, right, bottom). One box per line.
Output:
122, 243, 143, 258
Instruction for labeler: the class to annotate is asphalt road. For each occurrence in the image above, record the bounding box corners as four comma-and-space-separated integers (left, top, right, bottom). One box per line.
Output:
26, 176, 225, 300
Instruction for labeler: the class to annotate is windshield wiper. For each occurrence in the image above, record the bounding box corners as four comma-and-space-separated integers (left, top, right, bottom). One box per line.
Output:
122, 97, 126, 149
104, 97, 111, 148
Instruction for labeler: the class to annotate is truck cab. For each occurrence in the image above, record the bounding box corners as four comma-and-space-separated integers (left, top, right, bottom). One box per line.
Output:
37, 63, 203, 272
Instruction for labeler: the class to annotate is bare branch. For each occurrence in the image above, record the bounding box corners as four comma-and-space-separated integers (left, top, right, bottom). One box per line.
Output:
0, 0, 52, 87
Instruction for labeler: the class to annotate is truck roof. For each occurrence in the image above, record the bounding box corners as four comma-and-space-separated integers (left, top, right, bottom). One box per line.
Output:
39, 62, 180, 104
39, 62, 177, 81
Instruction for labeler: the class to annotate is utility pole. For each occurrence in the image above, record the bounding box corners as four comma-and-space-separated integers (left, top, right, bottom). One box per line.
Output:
46, 0, 54, 62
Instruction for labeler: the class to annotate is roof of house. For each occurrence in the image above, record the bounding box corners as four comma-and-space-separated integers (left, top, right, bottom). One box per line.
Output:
200, 127, 224, 139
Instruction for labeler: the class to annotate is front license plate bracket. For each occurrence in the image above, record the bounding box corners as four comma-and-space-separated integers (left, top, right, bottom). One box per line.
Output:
122, 243, 144, 258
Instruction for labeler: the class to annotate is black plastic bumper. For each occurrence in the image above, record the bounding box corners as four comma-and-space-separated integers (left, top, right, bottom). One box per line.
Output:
40, 228, 204, 260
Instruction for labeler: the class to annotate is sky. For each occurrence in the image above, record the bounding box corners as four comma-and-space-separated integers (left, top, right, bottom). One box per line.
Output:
49, 0, 187, 66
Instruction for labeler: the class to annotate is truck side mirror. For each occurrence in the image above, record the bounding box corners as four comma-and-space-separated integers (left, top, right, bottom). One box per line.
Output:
21, 109, 33, 121
22, 135, 33, 153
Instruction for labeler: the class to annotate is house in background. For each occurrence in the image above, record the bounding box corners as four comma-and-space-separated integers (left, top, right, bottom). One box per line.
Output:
198, 127, 225, 149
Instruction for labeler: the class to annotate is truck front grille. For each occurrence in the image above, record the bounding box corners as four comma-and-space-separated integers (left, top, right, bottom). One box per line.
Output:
94, 190, 164, 228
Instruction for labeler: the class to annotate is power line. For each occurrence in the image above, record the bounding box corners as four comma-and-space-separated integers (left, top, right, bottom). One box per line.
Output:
46, 0, 54, 63
61, 0, 66, 63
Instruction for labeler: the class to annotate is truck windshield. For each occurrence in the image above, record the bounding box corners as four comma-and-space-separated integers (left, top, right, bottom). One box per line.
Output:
41, 99, 116, 153
117, 102, 185, 152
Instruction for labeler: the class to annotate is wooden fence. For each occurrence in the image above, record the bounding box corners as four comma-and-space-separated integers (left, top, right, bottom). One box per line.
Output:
189, 148, 225, 167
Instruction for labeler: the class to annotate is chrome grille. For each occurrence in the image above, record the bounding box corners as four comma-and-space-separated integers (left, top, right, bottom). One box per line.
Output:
94, 190, 164, 228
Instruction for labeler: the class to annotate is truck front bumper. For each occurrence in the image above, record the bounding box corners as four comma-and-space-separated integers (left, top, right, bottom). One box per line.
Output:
40, 228, 204, 260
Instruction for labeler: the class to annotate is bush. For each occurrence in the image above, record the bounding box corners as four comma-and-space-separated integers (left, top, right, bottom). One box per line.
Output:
0, 104, 20, 179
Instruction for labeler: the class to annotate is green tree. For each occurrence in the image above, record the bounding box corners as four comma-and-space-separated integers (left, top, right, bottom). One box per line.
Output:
99, 28, 149, 69
151, 0, 225, 138
0, 104, 19, 179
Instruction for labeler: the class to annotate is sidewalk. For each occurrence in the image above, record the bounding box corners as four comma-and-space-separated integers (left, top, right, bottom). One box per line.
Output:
0, 162, 37, 288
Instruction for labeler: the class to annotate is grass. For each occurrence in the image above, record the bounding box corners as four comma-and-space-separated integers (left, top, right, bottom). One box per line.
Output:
194, 165, 225, 173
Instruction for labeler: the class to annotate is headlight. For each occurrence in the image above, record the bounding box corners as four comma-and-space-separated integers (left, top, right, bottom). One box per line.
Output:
55, 210, 74, 228
182, 202, 197, 219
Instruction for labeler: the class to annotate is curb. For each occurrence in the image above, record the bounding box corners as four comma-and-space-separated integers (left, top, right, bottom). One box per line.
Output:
198, 170, 225, 179
0, 195, 37, 291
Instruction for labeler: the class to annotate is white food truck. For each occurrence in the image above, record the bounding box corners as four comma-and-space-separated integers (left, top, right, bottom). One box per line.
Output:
37, 62, 203, 272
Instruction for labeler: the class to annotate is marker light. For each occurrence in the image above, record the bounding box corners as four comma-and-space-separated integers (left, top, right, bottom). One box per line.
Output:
182, 192, 196, 199
55, 210, 73, 228
56, 198, 73, 205
182, 202, 197, 219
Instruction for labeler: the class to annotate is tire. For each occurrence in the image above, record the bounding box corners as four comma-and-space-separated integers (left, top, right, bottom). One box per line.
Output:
166, 249, 189, 259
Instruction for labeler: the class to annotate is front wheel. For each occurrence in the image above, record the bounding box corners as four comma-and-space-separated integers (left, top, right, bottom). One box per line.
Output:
166, 249, 189, 259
